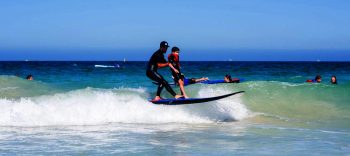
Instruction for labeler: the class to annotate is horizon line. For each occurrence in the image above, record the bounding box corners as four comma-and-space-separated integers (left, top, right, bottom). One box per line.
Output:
1, 60, 350, 62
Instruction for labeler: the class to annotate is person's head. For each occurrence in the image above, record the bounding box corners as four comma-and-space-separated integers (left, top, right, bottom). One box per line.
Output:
315, 75, 321, 83
331, 75, 337, 84
159, 41, 169, 53
224, 74, 232, 82
26, 75, 33, 80
189, 78, 196, 84
171, 47, 180, 53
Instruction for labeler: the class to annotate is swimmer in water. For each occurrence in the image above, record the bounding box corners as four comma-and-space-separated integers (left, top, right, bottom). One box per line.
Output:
306, 75, 321, 83
331, 75, 337, 84
26, 75, 33, 80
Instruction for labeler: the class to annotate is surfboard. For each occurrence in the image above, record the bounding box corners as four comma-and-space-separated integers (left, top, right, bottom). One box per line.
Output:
152, 78, 244, 86
149, 91, 244, 105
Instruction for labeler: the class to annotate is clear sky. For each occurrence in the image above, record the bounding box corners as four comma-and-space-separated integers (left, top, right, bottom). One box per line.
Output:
1, 0, 350, 61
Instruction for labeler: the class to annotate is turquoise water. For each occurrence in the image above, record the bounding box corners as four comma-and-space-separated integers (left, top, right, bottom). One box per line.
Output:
0, 61, 349, 155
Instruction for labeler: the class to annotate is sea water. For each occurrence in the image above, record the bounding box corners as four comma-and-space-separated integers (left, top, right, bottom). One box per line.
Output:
0, 61, 349, 155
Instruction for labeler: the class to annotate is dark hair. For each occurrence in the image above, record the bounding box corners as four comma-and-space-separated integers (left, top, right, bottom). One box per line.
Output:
331, 75, 337, 84
26, 75, 33, 79
171, 47, 180, 52
225, 74, 232, 82
315, 75, 321, 80
189, 78, 196, 84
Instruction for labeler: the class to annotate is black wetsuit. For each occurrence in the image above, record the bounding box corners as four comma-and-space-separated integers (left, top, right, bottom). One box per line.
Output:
146, 49, 177, 97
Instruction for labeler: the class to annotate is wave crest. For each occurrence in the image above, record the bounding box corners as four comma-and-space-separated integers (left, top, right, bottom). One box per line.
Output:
0, 87, 248, 126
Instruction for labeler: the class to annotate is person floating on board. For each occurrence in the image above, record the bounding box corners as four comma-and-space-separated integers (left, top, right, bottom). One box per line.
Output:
168, 47, 189, 98
146, 41, 183, 101
224, 74, 240, 83
178, 75, 241, 86
306, 75, 322, 83
331, 75, 337, 84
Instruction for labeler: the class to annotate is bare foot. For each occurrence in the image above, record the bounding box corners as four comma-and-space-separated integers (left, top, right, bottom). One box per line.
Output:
174, 95, 183, 99
152, 96, 162, 101
183, 95, 189, 98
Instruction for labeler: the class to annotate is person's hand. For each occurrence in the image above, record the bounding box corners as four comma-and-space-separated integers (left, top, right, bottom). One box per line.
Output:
174, 69, 179, 74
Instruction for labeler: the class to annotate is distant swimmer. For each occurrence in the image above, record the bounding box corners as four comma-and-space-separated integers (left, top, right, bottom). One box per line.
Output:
224, 74, 240, 83
26, 74, 33, 80
168, 47, 189, 98
306, 75, 321, 83
331, 75, 337, 84
146, 41, 183, 101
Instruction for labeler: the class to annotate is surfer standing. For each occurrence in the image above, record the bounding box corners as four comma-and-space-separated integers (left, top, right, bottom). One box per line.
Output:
168, 47, 189, 98
146, 41, 183, 101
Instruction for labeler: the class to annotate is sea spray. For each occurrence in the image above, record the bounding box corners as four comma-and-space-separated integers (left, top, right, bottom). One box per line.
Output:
0, 87, 248, 126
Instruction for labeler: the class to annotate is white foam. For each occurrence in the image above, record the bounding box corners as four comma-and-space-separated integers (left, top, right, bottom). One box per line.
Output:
0, 87, 250, 126
0, 87, 18, 92
94, 65, 115, 68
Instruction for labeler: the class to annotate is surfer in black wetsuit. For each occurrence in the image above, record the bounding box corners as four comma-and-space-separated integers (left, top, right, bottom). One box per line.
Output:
146, 41, 183, 101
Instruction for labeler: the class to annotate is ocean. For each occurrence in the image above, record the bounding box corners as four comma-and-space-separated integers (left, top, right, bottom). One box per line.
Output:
0, 61, 349, 155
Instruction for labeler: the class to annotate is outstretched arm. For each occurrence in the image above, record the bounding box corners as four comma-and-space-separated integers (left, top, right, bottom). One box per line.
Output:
157, 63, 179, 75
157, 62, 169, 68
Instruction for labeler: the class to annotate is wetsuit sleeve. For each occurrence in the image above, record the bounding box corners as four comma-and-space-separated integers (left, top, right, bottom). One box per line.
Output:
168, 54, 176, 67
157, 52, 167, 64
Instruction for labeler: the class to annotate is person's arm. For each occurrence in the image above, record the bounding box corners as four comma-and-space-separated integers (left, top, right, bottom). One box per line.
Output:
157, 62, 169, 68
168, 63, 179, 74
156, 53, 169, 68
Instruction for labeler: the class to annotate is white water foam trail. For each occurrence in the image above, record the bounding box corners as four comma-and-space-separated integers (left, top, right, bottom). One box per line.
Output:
94, 65, 115, 68
0, 87, 250, 126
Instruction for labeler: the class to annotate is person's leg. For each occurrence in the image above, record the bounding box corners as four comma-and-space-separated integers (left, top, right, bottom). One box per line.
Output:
156, 84, 164, 97
178, 79, 189, 98
195, 77, 209, 82
147, 71, 164, 100
147, 71, 179, 98
157, 75, 176, 96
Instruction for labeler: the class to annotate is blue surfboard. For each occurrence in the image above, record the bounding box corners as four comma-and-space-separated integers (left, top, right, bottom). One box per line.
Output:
149, 91, 244, 105
152, 78, 245, 86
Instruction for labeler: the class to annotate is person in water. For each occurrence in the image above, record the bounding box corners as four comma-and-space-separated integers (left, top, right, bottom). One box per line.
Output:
146, 41, 182, 101
306, 75, 322, 83
168, 47, 189, 98
224, 74, 240, 83
26, 74, 33, 80
331, 75, 337, 84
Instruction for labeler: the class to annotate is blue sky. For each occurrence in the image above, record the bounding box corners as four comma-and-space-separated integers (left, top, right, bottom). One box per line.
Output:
1, 0, 350, 61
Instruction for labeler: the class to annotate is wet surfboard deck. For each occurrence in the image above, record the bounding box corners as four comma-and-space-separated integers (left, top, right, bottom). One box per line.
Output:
149, 91, 245, 105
